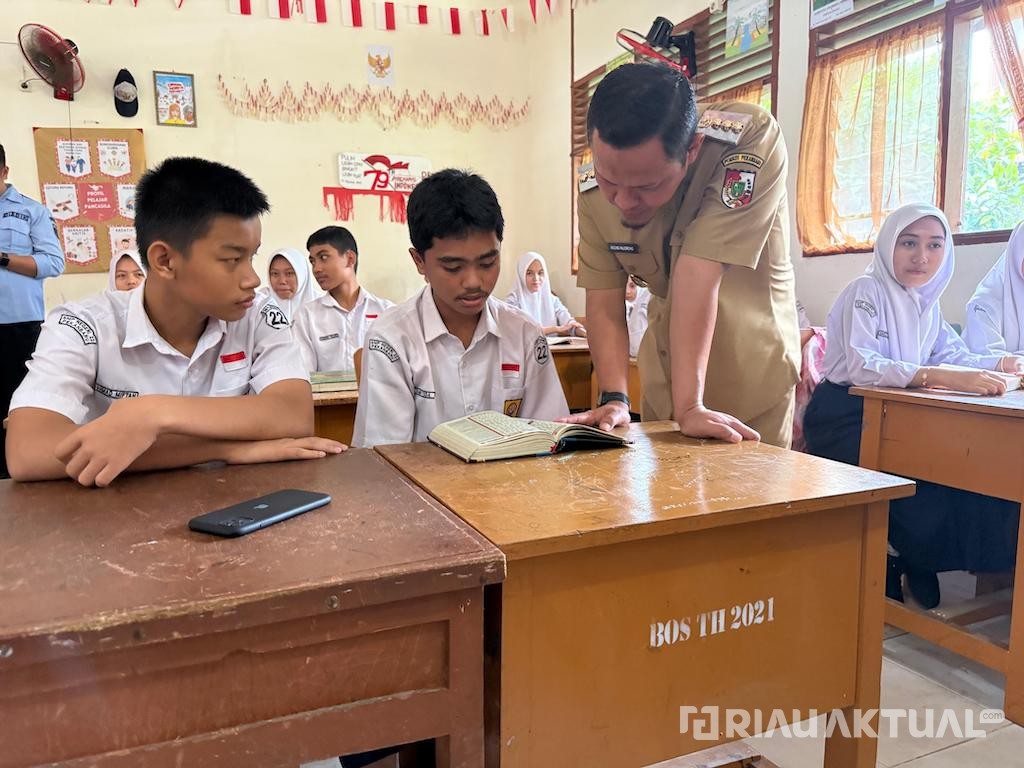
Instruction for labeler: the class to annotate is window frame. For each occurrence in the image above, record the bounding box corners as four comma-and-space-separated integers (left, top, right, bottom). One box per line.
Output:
806, 0, 1017, 254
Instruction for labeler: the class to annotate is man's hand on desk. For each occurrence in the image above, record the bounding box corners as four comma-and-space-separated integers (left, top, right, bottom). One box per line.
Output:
675, 404, 760, 444
557, 401, 630, 432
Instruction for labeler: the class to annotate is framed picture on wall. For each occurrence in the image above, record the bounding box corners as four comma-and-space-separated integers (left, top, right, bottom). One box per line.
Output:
153, 71, 197, 128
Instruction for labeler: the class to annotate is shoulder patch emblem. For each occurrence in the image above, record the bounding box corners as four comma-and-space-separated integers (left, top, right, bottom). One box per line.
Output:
721, 169, 756, 209
578, 161, 598, 193
722, 152, 764, 169
260, 302, 289, 330
855, 299, 878, 318
413, 386, 436, 400
697, 110, 753, 146
58, 313, 98, 345
368, 338, 400, 363
876, 330, 889, 340
534, 335, 550, 366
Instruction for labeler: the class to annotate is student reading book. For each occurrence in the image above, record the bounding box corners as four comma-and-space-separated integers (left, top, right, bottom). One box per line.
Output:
428, 410, 629, 462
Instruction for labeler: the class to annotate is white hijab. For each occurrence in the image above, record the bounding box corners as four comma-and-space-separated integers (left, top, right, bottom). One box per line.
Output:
508, 251, 560, 327
258, 247, 319, 321
862, 203, 955, 365
966, 222, 1024, 352
107, 251, 146, 291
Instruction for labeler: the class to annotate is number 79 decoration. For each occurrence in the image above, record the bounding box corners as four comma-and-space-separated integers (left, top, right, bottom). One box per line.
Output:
322, 152, 433, 224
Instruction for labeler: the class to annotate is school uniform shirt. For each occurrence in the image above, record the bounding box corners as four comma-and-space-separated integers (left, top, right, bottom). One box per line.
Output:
292, 288, 394, 374
626, 286, 651, 358
8, 287, 308, 425
505, 251, 574, 328
822, 203, 1004, 388
964, 222, 1024, 356
575, 101, 800, 443
352, 286, 569, 448
0, 184, 66, 324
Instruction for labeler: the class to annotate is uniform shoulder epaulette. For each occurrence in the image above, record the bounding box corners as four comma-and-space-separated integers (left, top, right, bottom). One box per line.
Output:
697, 110, 753, 146
577, 161, 598, 193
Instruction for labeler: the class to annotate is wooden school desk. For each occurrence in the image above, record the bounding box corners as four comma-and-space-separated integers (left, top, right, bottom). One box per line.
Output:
378, 422, 914, 768
314, 388, 358, 444
0, 451, 504, 767
550, 337, 592, 410
853, 386, 1024, 724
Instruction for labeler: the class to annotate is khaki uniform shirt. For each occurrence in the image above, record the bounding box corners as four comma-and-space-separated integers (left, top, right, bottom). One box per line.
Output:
576, 101, 800, 437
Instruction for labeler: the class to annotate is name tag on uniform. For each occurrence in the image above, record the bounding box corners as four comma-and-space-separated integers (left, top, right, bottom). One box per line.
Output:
608, 242, 639, 254
319, 333, 340, 342
220, 350, 248, 371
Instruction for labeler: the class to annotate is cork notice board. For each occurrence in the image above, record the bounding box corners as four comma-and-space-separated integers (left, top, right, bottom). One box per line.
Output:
32, 127, 147, 274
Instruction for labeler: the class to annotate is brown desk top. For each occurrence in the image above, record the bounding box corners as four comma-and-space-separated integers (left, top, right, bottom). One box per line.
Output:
377, 421, 914, 560
852, 386, 1024, 418
549, 338, 589, 353
0, 450, 503, 642
313, 389, 359, 407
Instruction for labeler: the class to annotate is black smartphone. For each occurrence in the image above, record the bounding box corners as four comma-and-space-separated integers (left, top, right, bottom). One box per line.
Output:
188, 489, 331, 537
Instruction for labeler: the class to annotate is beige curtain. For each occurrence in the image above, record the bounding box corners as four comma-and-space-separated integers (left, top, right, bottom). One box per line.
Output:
982, 0, 1024, 141
797, 20, 944, 256
715, 80, 768, 107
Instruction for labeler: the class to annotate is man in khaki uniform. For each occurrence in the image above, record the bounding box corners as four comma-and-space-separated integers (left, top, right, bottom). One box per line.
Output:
569, 63, 799, 447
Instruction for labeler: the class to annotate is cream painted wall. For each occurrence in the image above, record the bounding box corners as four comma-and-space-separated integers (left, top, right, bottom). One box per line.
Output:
2, 0, 543, 311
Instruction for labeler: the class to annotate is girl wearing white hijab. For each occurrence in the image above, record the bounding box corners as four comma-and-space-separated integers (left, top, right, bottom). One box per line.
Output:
804, 204, 1021, 609
256, 247, 320, 324
965, 221, 1024, 355
506, 252, 586, 337
625, 276, 650, 358
107, 251, 145, 292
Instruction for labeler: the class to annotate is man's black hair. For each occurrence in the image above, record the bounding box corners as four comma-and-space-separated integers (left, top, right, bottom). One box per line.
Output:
587, 62, 699, 161
135, 157, 269, 268
306, 226, 359, 273
0, 144, 6, 168
407, 169, 504, 255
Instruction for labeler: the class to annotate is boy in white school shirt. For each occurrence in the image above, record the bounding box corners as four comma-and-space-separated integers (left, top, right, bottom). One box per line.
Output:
292, 225, 393, 374
5, 157, 344, 486
352, 169, 568, 448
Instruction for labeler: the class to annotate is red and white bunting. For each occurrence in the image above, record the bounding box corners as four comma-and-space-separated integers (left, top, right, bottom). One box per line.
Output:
500, 7, 514, 32
406, 3, 430, 25
304, 0, 329, 22
267, 0, 291, 18
375, 1, 397, 30
441, 6, 461, 35
228, 0, 254, 14
529, 0, 555, 23
474, 9, 490, 36
340, 0, 364, 26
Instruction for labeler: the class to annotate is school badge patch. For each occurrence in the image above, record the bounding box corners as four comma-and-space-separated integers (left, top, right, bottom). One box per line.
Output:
503, 398, 523, 417
721, 169, 755, 209
260, 303, 289, 330
368, 338, 399, 363
534, 336, 550, 366
58, 313, 97, 345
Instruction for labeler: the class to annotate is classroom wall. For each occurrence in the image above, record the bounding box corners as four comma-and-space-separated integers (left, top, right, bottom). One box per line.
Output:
1, 0, 543, 310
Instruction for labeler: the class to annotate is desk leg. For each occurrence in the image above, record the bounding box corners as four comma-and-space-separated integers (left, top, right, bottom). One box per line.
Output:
823, 501, 887, 768
438, 592, 486, 768
1005, 507, 1024, 723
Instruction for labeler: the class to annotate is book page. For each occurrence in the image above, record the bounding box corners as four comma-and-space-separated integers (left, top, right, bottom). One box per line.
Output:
444, 411, 543, 445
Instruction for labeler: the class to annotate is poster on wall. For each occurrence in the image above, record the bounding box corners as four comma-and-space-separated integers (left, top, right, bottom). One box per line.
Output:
725, 0, 770, 59
323, 152, 433, 223
367, 46, 394, 87
154, 71, 197, 127
33, 127, 147, 275
810, 0, 854, 29
109, 226, 138, 257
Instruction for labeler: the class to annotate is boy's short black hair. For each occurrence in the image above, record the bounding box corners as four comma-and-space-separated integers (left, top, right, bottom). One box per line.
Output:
407, 169, 504, 255
306, 226, 359, 273
134, 157, 269, 268
0, 144, 6, 168
587, 62, 699, 162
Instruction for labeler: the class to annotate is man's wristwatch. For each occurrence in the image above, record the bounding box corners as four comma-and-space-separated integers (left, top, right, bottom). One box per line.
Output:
0, 253, 9, 269
597, 390, 631, 410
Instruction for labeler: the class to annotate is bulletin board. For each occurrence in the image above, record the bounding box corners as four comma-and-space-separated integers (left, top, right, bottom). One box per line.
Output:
32, 127, 147, 275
